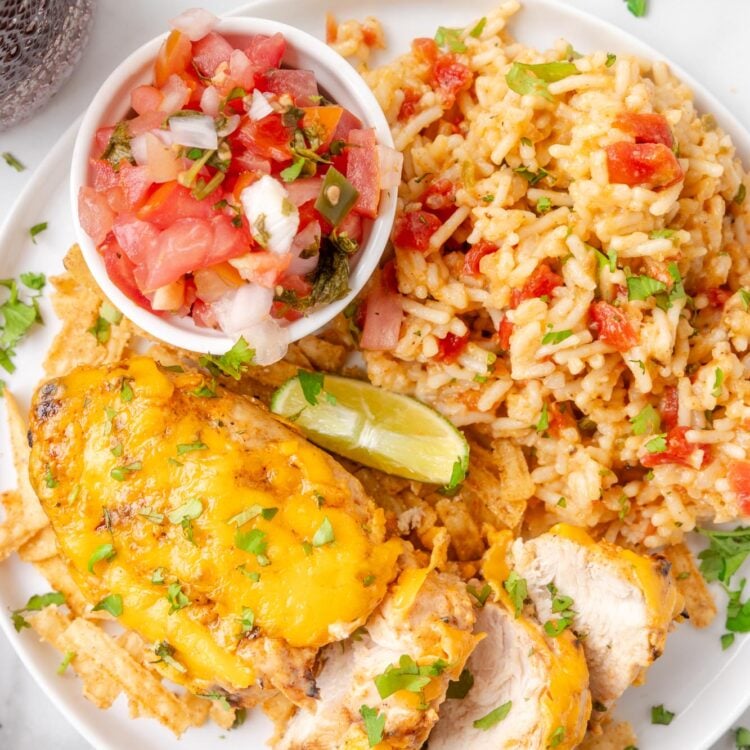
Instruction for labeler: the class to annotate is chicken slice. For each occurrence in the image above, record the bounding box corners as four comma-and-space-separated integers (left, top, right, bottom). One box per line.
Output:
511, 523, 677, 704
27, 357, 404, 708
277, 564, 478, 750
428, 531, 590, 750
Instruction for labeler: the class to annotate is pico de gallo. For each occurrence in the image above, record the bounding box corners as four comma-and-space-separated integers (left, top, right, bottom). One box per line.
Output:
78, 8, 401, 362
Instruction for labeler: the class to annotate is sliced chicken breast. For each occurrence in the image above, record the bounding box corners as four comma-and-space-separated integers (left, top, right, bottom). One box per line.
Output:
428, 600, 590, 750
277, 565, 477, 750
511, 523, 677, 704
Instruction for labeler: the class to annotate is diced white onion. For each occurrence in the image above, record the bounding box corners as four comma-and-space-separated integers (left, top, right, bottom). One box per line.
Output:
377, 144, 403, 189
289, 221, 321, 275
168, 8, 218, 41
213, 284, 273, 332
217, 114, 241, 138
248, 89, 274, 121
242, 317, 290, 366
159, 74, 190, 113
200, 85, 221, 117
239, 175, 300, 255
130, 133, 149, 166
168, 114, 218, 150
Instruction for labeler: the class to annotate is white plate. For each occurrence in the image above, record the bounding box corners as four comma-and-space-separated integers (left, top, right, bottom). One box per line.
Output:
0, 1, 748, 748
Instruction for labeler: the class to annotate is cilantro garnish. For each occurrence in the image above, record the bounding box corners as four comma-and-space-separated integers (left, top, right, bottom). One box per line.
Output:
57, 650, 75, 675
644, 434, 667, 454
110, 461, 142, 481
625, 0, 647, 17
469, 17, 486, 38
434, 26, 466, 53
0, 274, 45, 374
168, 497, 203, 543
360, 705, 385, 747
199, 337, 255, 380
10, 591, 65, 632
549, 726, 566, 746
630, 404, 661, 436
712, 367, 724, 398
651, 704, 675, 725
153, 641, 186, 673
2, 152, 25, 172
541, 329, 573, 345
235, 528, 270, 566
227, 505, 278, 526
88, 301, 122, 345
473, 701, 512, 730
373, 655, 444, 699
240, 606, 255, 634
503, 571, 528, 617
87, 543, 116, 573
627, 274, 667, 302
176, 441, 208, 455
29, 222, 48, 244
467, 582, 492, 607
312, 516, 335, 547
505, 61, 578, 102
536, 402, 549, 433
166, 582, 190, 614
446, 668, 474, 699
93, 593, 123, 617
298, 370, 325, 405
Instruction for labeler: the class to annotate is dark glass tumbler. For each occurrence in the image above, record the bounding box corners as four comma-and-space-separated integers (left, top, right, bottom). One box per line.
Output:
0, 0, 95, 131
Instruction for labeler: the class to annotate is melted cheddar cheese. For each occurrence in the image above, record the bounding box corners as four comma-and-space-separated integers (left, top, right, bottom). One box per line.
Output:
31, 357, 402, 688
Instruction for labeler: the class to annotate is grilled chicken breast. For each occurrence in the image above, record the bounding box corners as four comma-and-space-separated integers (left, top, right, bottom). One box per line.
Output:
429, 533, 590, 750
511, 524, 677, 704
278, 564, 477, 750
28, 357, 403, 706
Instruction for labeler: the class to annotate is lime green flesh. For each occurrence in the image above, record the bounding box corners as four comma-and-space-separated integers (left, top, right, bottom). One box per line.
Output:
270, 374, 469, 486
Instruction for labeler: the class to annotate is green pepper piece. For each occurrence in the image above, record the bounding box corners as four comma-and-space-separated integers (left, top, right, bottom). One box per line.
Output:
314, 167, 359, 227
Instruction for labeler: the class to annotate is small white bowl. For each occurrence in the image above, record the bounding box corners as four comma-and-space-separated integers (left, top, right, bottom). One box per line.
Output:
70, 16, 397, 355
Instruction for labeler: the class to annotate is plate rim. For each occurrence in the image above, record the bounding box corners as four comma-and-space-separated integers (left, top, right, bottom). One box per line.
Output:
1, 1, 749, 748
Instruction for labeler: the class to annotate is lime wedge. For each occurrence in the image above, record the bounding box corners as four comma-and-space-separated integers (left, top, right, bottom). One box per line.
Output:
270, 372, 469, 486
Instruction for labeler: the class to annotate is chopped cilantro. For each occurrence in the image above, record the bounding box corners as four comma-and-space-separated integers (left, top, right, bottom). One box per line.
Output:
469, 17, 486, 38
722, 633, 735, 650
630, 404, 661, 435
280, 155, 307, 182
2, 152, 25, 171
536, 402, 549, 433
737, 727, 750, 749
504, 571, 528, 617
87, 543, 116, 573
312, 516, 335, 547
120, 378, 134, 401
467, 582, 492, 607
199, 337, 254, 379
514, 165, 551, 186
445, 456, 468, 491
153, 641, 186, 673
541, 329, 573, 345
11, 591, 65, 632
227, 505, 278, 526
151, 567, 166, 585
446, 668, 474, 699
549, 726, 566, 747
235, 528, 269, 565
29, 222, 48, 244
110, 461, 142, 481
167, 582, 190, 613
93, 593, 123, 617
505, 61, 578, 102
473, 701, 512, 730
735, 184, 747, 205
625, 0, 648, 17
649, 228, 676, 239
57, 650, 75, 675
374, 654, 441, 699
88, 301, 123, 345
644, 434, 667, 453
360, 705, 385, 747
605, 53, 617, 67
651, 704, 675, 725
298, 369, 325, 405
434, 26, 466, 53
536, 196, 552, 214
712, 367, 724, 398
627, 274, 667, 302
176, 441, 208, 455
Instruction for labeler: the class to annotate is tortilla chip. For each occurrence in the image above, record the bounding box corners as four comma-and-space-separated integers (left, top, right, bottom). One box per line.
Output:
663, 543, 717, 628
44, 245, 134, 377
434, 497, 485, 561
578, 721, 638, 749
295, 335, 349, 373
17, 526, 58, 562
32, 556, 89, 617
27, 606, 121, 708
0, 393, 50, 560
61, 617, 208, 735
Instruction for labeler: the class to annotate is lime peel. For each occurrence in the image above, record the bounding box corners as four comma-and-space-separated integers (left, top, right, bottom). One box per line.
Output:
270, 372, 469, 486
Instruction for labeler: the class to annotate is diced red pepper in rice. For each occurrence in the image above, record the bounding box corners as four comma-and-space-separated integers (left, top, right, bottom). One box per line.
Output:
605, 142, 683, 189
612, 112, 674, 149
435, 332, 470, 363
660, 386, 679, 431
641, 426, 695, 468
706, 286, 732, 308
728, 460, 750, 514
511, 262, 563, 308
432, 53, 472, 107
463, 240, 498, 276
392, 210, 442, 252
398, 87, 422, 121
588, 300, 639, 352
497, 316, 514, 351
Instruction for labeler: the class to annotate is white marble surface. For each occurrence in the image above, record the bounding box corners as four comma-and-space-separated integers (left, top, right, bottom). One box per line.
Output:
0, 0, 749, 748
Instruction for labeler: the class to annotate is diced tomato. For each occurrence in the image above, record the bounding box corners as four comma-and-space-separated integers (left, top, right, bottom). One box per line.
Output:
136, 182, 214, 229
232, 171, 262, 203
325, 12, 338, 44
338, 210, 362, 243
112, 215, 160, 266
360, 266, 403, 351
258, 68, 318, 106
128, 111, 166, 137
706, 286, 732, 308
154, 30, 192, 87
412, 38, 438, 66
361, 23, 380, 47
392, 210, 441, 252
78, 186, 114, 245
660, 386, 679, 431
131, 85, 164, 115
605, 142, 683, 189
398, 87, 422, 121
192, 31, 234, 77
104, 186, 129, 214
228, 49, 257, 90
464, 240, 498, 276
236, 113, 293, 162
179, 68, 204, 107
95, 126, 114, 155
245, 33, 285, 68
285, 177, 323, 209
118, 163, 153, 210
641, 426, 695, 468
588, 300, 638, 352
421, 178, 455, 211
511, 262, 563, 308
230, 250, 291, 288
135, 215, 249, 291
498, 316, 514, 350
347, 128, 380, 218
274, 272, 312, 320
99, 237, 152, 310
331, 108, 362, 144
436, 332, 469, 363
613, 112, 674, 149
229, 149, 272, 177
90, 158, 119, 191
548, 401, 575, 438
381, 259, 399, 294
302, 106, 343, 151
728, 460, 750, 514
191, 298, 219, 329
433, 54, 472, 106
298, 200, 333, 236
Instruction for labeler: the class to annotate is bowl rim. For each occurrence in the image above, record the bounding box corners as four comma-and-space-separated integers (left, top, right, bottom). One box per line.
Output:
70, 15, 397, 355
